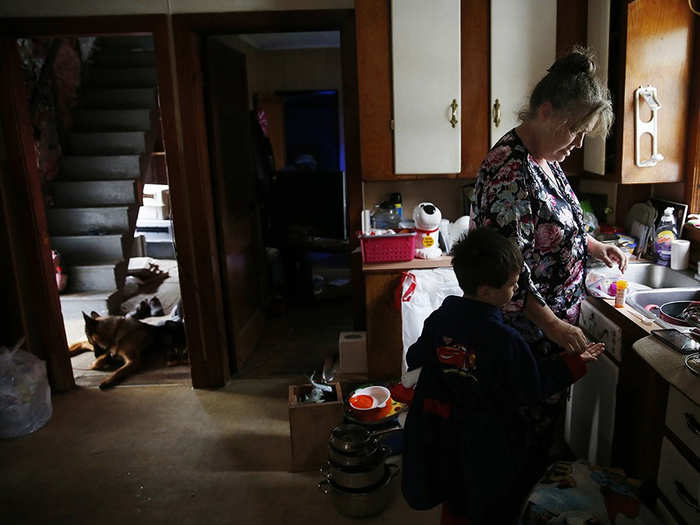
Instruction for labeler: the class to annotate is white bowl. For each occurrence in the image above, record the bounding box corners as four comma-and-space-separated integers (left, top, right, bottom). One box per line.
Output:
351, 386, 391, 410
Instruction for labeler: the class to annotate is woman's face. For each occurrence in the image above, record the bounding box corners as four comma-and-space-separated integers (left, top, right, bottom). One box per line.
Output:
541, 112, 598, 163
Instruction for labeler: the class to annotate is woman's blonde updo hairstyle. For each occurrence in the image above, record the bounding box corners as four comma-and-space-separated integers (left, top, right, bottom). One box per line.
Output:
518, 46, 613, 137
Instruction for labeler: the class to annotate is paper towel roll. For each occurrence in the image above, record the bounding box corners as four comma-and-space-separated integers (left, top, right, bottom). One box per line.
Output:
671, 239, 690, 270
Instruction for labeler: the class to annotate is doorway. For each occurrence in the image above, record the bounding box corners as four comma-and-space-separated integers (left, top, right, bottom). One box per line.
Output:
174, 10, 362, 380
204, 31, 354, 378
201, 31, 354, 378
16, 33, 189, 388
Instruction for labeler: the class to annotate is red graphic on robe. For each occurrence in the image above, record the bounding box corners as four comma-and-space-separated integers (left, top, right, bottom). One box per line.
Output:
435, 337, 477, 380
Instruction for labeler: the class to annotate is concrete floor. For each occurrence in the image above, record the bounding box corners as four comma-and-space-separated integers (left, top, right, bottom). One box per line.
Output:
1, 378, 440, 525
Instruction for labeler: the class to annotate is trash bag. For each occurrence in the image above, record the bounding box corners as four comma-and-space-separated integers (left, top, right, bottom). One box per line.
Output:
400, 268, 462, 376
0, 338, 52, 439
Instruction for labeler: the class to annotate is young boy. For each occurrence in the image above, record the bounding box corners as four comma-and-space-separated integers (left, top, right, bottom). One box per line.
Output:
401, 227, 603, 525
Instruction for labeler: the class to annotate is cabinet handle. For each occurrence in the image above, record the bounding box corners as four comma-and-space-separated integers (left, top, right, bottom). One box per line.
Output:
449, 99, 458, 128
684, 412, 700, 436
493, 98, 501, 127
674, 480, 700, 512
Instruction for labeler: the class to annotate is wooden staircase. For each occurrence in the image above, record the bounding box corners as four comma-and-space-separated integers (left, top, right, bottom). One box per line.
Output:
49, 35, 160, 318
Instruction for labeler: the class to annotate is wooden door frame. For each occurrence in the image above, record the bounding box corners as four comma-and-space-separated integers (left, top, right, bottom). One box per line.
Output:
0, 14, 228, 390
171, 9, 363, 364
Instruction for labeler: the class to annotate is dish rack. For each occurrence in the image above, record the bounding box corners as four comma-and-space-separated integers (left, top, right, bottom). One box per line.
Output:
359, 232, 416, 263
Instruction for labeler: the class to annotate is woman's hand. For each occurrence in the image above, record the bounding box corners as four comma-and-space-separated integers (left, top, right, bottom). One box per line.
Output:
579, 342, 605, 362
588, 236, 628, 272
542, 318, 589, 354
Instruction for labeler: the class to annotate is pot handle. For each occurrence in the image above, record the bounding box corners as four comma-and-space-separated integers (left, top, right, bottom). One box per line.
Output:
380, 444, 392, 458
372, 424, 402, 437
319, 463, 329, 476
645, 304, 660, 315
318, 480, 330, 495
387, 463, 400, 480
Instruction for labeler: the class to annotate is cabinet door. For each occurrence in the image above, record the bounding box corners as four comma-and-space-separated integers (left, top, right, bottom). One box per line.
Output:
391, 0, 461, 174
490, 0, 556, 146
565, 352, 619, 466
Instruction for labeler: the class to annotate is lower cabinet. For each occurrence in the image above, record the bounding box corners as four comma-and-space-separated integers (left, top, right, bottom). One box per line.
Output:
567, 299, 622, 466
565, 351, 619, 466
657, 437, 700, 524
657, 386, 700, 524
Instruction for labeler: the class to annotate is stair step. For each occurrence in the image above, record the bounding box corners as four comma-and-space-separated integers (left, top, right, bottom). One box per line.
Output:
145, 240, 177, 259
69, 132, 146, 155
98, 35, 154, 51
47, 206, 133, 236
92, 50, 156, 67
73, 109, 153, 132
80, 88, 157, 109
88, 67, 158, 88
61, 155, 141, 180
52, 180, 138, 207
51, 234, 127, 265
66, 261, 127, 293
59, 290, 122, 317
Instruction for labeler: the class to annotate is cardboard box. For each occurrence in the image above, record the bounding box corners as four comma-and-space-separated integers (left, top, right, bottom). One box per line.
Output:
338, 331, 367, 374
288, 382, 344, 472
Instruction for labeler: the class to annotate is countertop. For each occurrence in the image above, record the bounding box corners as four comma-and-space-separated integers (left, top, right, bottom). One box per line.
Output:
633, 336, 699, 405
362, 255, 452, 273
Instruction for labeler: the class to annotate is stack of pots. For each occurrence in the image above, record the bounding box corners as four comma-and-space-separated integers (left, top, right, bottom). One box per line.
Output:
318, 423, 399, 518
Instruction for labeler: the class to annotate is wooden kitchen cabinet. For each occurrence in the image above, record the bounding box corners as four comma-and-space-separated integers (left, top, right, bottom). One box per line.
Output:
391, 0, 461, 174
362, 256, 454, 379
364, 270, 404, 379
490, 0, 557, 146
591, 0, 696, 184
356, 0, 488, 180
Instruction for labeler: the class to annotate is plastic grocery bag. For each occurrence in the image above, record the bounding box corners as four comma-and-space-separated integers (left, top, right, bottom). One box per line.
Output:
400, 268, 462, 378
0, 338, 52, 439
585, 269, 651, 299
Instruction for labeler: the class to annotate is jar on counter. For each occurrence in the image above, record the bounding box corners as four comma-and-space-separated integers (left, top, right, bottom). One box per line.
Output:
614, 279, 627, 308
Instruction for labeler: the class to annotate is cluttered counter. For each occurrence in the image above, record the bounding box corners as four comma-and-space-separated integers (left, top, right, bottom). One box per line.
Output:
580, 262, 700, 522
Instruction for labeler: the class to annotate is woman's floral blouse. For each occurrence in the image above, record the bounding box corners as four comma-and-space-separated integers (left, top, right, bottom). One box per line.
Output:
473, 129, 588, 347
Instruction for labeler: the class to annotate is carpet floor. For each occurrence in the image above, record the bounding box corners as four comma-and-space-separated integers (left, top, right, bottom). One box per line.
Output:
0, 379, 440, 525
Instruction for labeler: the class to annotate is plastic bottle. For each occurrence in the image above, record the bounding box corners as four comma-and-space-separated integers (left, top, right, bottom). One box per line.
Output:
614, 279, 627, 308
390, 192, 403, 219
372, 201, 400, 229
654, 207, 678, 266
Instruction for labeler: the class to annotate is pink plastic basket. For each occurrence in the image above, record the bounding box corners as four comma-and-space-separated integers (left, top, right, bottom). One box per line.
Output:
359, 232, 416, 263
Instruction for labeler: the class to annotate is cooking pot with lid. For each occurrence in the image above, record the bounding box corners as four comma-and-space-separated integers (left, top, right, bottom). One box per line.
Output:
318, 464, 399, 518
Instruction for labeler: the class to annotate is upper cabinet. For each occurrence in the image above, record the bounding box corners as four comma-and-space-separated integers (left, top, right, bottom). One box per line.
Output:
356, 0, 488, 180
391, 0, 461, 174
490, 0, 557, 146
589, 0, 696, 184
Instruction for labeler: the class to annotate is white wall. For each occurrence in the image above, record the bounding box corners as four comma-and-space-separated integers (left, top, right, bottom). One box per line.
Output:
0, 0, 353, 17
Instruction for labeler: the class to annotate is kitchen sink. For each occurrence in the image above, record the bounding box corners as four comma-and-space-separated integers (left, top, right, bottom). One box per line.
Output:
627, 288, 700, 312
592, 263, 700, 289
626, 288, 700, 328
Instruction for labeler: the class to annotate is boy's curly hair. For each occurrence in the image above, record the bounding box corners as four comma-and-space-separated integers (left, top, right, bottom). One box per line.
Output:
451, 227, 523, 294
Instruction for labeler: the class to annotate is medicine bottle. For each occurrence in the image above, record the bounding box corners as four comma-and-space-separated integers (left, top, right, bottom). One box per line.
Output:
614, 280, 627, 308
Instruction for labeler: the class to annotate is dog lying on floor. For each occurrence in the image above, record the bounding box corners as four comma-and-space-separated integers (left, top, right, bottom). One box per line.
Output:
69, 302, 186, 390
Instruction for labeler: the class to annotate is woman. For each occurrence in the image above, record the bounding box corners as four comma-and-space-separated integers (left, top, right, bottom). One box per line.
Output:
474, 47, 626, 356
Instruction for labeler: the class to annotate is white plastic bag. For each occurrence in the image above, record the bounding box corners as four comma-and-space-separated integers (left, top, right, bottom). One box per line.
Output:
585, 268, 651, 299
400, 268, 462, 378
0, 338, 53, 439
